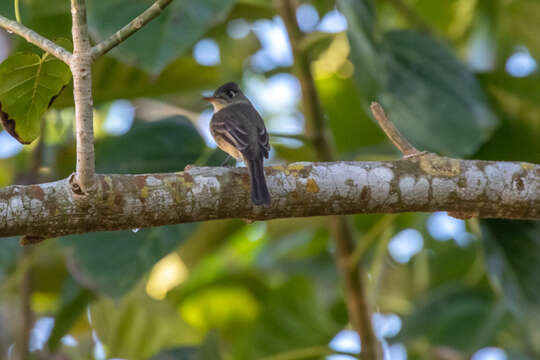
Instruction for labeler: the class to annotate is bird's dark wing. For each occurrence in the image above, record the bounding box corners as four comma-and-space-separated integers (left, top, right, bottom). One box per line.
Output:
212, 103, 270, 158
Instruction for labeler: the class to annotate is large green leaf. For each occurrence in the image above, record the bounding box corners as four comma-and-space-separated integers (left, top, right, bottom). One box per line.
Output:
95, 116, 205, 174
340, 0, 499, 157
90, 291, 200, 360
481, 220, 540, 315
481, 220, 540, 352
47, 284, 96, 351
233, 277, 340, 359
396, 284, 504, 352
476, 73, 540, 163
338, 0, 380, 99
87, 0, 236, 73
378, 30, 498, 156
0, 52, 71, 144
0, 237, 22, 281
63, 224, 196, 298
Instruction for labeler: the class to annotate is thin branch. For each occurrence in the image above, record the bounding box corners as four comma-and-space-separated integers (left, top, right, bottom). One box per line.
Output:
14, 0, 21, 24
90, 0, 174, 60
1, 158, 538, 239
0, 14, 72, 63
278, 0, 382, 358
71, 0, 96, 193
370, 102, 422, 157
279, 0, 382, 357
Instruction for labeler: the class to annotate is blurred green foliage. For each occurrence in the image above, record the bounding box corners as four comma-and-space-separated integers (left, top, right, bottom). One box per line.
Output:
0, 0, 539, 359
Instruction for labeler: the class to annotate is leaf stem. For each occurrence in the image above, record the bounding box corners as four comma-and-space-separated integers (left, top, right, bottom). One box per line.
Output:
14, 0, 21, 23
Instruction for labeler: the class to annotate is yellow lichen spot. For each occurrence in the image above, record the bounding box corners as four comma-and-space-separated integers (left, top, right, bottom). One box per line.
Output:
146, 253, 188, 300
141, 186, 149, 199
420, 154, 461, 177
272, 165, 288, 175
288, 164, 305, 171
521, 163, 535, 170
306, 178, 320, 193
104, 176, 113, 190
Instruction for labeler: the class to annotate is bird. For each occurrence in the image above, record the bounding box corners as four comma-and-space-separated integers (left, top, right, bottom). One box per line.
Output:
203, 82, 271, 206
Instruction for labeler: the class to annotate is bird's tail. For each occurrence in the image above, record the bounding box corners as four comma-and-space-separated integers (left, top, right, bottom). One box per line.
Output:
246, 154, 270, 206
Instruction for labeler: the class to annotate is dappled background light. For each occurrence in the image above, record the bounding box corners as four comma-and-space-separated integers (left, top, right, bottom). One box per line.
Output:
296, 4, 320, 33
251, 17, 293, 72
227, 18, 250, 39
0, 130, 23, 158
427, 212, 472, 247
388, 229, 423, 264
102, 100, 135, 136
318, 9, 348, 33
193, 38, 221, 66
472, 347, 507, 360
506, 47, 537, 77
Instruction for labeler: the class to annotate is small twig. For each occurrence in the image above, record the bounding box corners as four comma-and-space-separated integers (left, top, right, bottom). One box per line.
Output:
14, 0, 21, 24
0, 15, 72, 63
370, 102, 423, 157
90, 0, 174, 60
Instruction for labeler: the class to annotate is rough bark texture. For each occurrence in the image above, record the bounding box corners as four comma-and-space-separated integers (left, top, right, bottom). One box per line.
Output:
1, 156, 538, 238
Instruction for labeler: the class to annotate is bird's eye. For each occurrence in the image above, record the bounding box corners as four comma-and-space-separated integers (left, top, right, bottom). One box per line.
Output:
226, 89, 236, 98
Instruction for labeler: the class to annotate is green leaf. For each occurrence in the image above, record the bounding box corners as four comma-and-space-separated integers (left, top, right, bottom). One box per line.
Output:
341, 0, 499, 157
0, 52, 71, 144
396, 284, 503, 352
338, 0, 380, 99
0, 237, 22, 280
378, 30, 498, 156
150, 331, 222, 360
318, 76, 386, 155
87, 0, 236, 73
47, 285, 96, 351
63, 224, 196, 297
95, 116, 205, 174
90, 292, 201, 360
232, 277, 340, 359
481, 220, 540, 315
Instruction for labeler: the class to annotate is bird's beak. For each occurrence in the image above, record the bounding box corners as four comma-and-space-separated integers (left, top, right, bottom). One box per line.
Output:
203, 96, 216, 102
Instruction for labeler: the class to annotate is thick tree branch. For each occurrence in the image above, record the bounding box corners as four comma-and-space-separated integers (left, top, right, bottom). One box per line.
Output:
71, 0, 96, 194
1, 158, 538, 239
90, 0, 174, 60
277, 0, 382, 358
0, 14, 72, 63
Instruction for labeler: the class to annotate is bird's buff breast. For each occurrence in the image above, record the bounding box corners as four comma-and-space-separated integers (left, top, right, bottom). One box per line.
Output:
210, 125, 243, 161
